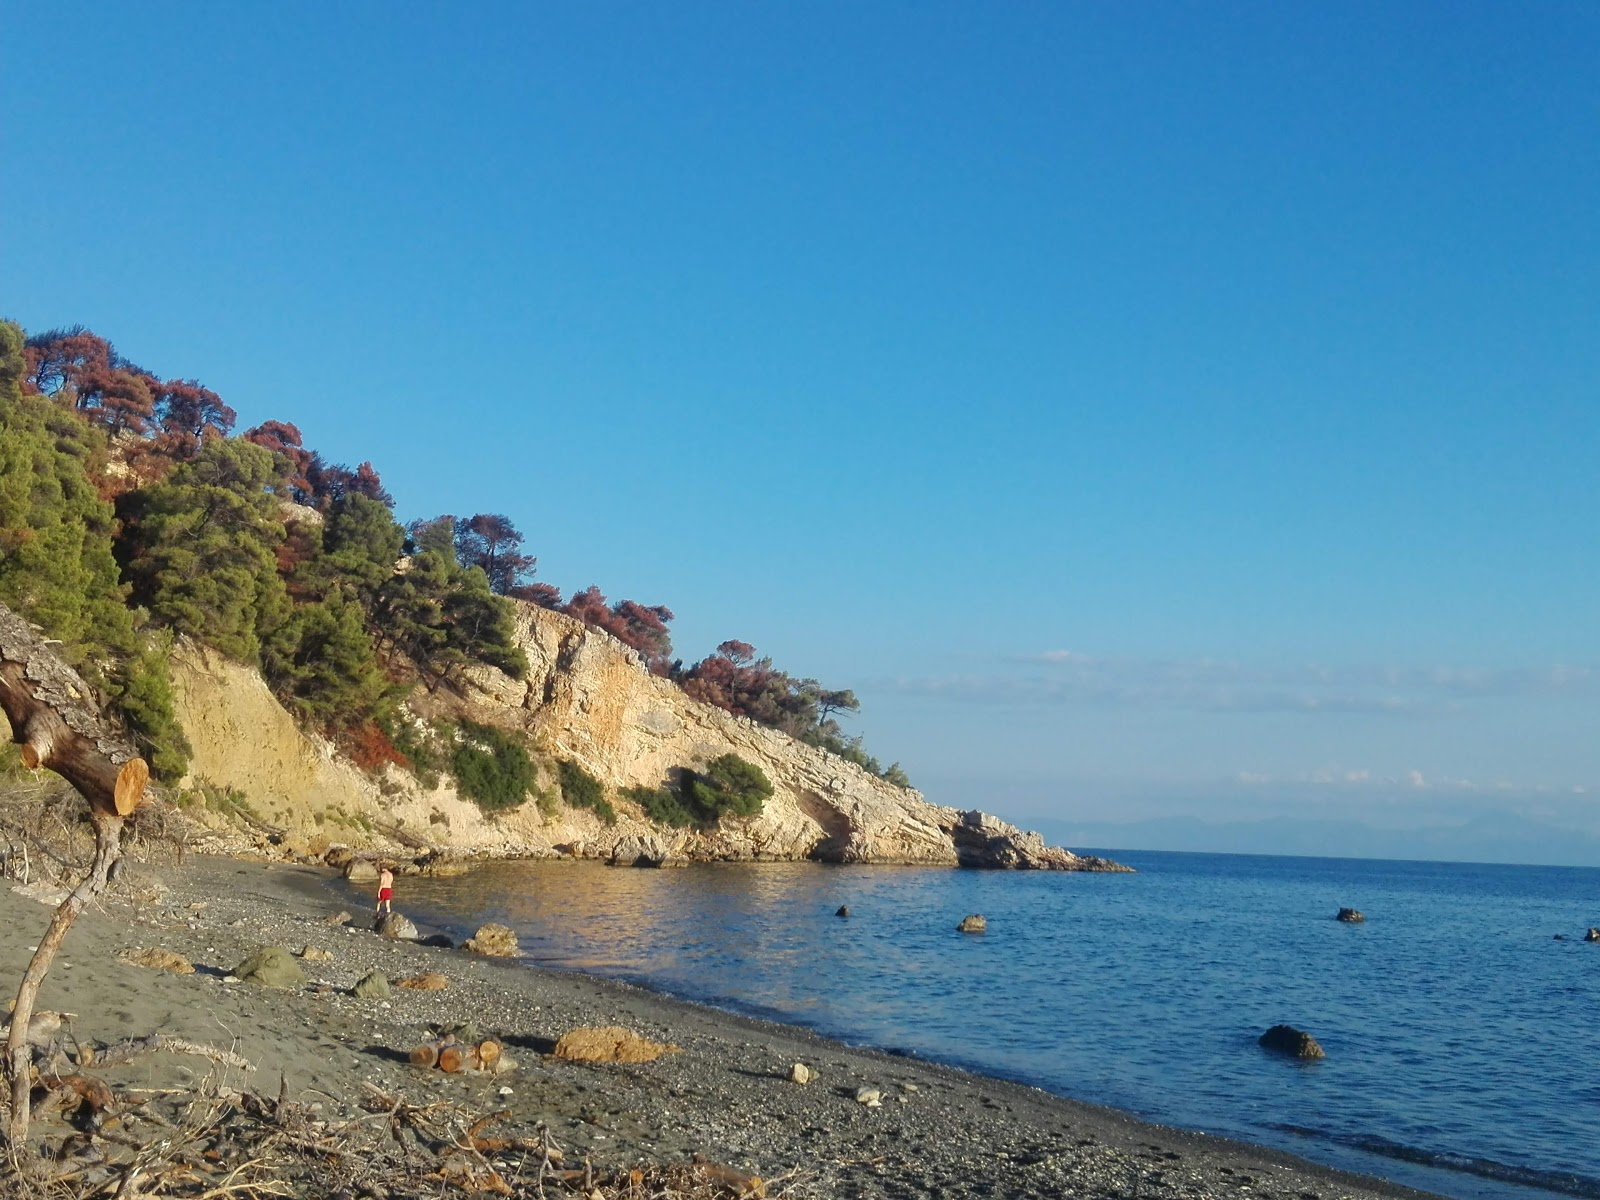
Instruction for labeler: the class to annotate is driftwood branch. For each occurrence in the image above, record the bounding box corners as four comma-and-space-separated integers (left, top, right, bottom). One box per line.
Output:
0, 601, 150, 1152
88, 1033, 253, 1073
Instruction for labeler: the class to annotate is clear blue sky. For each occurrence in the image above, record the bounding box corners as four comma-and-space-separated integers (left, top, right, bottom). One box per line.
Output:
3, 3, 1597, 859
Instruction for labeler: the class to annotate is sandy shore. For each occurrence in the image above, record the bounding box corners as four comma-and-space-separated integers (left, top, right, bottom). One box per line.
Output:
0, 853, 1445, 1200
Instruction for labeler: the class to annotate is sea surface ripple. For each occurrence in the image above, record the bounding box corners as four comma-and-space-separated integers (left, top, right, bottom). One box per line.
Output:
385, 849, 1600, 1200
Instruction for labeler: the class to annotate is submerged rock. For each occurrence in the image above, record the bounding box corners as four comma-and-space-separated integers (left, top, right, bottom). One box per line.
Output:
957, 914, 987, 934
1259, 1024, 1325, 1059
1336, 908, 1365, 923
344, 860, 380, 884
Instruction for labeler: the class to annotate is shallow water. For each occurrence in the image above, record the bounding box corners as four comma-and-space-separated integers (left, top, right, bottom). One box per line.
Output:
376, 850, 1600, 1200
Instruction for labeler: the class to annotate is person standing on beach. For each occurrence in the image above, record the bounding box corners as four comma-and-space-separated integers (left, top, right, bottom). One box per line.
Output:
376, 865, 394, 916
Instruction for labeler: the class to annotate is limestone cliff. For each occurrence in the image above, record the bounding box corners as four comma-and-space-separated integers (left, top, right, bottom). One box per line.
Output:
169, 602, 1128, 872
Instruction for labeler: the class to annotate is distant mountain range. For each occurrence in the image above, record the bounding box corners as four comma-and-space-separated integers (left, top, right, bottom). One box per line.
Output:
1031, 812, 1600, 869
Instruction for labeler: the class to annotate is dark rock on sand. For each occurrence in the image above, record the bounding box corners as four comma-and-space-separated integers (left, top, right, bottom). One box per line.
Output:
374, 912, 419, 940
1259, 1024, 1325, 1059
352, 970, 391, 1000
418, 933, 454, 949
957, 914, 987, 934
1336, 908, 1365, 923
233, 946, 306, 989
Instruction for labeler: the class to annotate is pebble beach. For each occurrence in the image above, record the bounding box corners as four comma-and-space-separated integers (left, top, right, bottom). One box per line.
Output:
0, 854, 1446, 1200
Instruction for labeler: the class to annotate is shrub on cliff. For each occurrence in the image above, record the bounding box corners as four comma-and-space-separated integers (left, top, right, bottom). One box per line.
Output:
686, 754, 773, 822
624, 783, 696, 829
450, 721, 536, 814
558, 760, 616, 824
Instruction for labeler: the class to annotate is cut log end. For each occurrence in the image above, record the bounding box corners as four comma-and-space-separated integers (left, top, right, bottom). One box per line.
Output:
477, 1039, 501, 1068
408, 1044, 439, 1069
438, 1046, 465, 1074
113, 758, 149, 816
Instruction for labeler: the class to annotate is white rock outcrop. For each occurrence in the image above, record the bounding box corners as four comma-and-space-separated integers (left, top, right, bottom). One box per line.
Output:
169, 603, 1128, 872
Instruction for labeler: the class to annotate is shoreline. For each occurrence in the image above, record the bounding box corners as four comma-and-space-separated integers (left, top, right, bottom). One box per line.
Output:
3, 852, 1450, 1200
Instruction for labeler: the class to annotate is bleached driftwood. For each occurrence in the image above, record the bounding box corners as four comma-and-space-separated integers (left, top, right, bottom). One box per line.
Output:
0, 602, 149, 1149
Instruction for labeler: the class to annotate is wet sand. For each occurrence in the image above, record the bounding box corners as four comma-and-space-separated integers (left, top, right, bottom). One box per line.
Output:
0, 855, 1445, 1199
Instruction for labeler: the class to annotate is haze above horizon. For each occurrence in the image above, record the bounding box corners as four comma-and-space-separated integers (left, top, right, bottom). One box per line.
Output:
2, 3, 1595, 864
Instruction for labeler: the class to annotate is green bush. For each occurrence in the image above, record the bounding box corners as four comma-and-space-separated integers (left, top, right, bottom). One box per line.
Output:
686, 754, 772, 823
383, 714, 448, 790
624, 784, 696, 829
450, 721, 536, 814
558, 760, 615, 824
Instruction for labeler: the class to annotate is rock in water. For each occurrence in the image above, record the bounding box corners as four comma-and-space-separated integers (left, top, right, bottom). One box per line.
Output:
418, 933, 455, 948
465, 923, 520, 956
1586, 928, 1600, 942
344, 860, 380, 884
352, 970, 390, 999
836, 905, 850, 918
790, 1062, 812, 1084
552, 1026, 679, 1063
1336, 908, 1365, 923
233, 946, 306, 989
374, 912, 419, 940
1259, 1024, 1325, 1059
609, 834, 670, 868
957, 914, 987, 933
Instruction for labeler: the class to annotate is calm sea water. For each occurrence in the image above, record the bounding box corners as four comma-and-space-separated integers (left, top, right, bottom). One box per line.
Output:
349, 850, 1600, 1200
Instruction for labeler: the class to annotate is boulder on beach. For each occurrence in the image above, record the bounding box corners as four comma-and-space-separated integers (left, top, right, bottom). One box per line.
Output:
418, 933, 455, 949
352, 970, 391, 1000
398, 972, 449, 990
790, 1062, 813, 1084
1259, 1024, 1325, 1059
374, 912, 419, 940
464, 923, 520, 957
1336, 908, 1365, 923
553, 1025, 679, 1063
233, 946, 306, 989
119, 947, 194, 974
957, 914, 987, 934
297, 945, 334, 961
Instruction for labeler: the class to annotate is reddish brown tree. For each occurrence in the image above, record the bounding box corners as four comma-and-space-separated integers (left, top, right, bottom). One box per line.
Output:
151, 378, 236, 458
23, 327, 158, 436
243, 420, 315, 502
453, 513, 537, 594
563, 586, 676, 671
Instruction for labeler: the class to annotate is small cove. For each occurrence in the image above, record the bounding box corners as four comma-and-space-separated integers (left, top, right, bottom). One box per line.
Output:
348, 850, 1600, 1200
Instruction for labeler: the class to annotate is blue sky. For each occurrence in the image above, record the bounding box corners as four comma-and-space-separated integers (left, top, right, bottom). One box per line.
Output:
3, 3, 1597, 860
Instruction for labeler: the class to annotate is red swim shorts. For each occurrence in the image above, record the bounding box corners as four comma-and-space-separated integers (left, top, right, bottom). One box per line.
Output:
378, 887, 393, 901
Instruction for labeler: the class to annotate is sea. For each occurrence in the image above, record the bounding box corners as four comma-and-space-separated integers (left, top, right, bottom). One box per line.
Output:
338, 850, 1600, 1200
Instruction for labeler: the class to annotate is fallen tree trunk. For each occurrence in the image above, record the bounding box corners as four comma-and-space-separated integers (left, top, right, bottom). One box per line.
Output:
0, 602, 149, 1152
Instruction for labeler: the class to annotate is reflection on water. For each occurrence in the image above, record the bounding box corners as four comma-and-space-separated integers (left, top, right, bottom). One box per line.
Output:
353, 853, 1600, 1200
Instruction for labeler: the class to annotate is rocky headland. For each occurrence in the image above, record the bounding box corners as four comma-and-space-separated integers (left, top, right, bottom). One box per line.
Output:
168, 601, 1128, 874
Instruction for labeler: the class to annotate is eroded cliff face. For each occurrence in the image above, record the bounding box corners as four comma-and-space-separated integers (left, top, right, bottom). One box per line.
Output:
169, 603, 1127, 871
